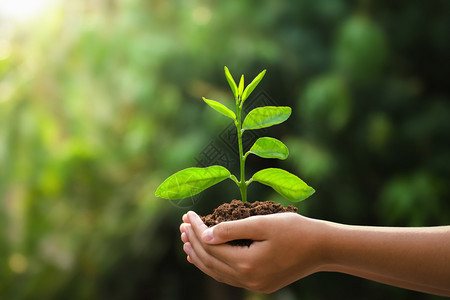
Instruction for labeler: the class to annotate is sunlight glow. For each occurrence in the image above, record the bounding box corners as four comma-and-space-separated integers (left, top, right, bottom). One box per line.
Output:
192, 6, 211, 25
0, 0, 58, 21
9, 253, 28, 274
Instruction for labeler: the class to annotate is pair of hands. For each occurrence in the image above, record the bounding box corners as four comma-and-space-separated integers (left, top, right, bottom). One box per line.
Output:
180, 211, 450, 296
179, 211, 327, 293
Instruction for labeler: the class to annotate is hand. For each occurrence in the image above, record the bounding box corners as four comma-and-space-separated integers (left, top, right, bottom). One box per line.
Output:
180, 211, 328, 293
180, 211, 450, 296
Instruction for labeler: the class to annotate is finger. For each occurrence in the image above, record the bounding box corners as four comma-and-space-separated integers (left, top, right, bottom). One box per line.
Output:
182, 213, 189, 223
185, 218, 258, 270
202, 238, 266, 265
185, 226, 232, 272
185, 212, 236, 263
180, 222, 190, 234
184, 242, 225, 281
185, 222, 238, 271
187, 211, 209, 238
187, 211, 264, 266
184, 229, 243, 287
181, 232, 189, 243
202, 215, 269, 244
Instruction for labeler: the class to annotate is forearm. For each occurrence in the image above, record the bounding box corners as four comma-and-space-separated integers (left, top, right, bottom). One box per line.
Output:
320, 222, 450, 296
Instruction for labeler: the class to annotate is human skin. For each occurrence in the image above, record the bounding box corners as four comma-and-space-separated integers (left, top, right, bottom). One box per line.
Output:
180, 211, 450, 296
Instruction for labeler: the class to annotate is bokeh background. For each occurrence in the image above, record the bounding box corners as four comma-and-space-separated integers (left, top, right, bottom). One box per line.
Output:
1, 0, 449, 299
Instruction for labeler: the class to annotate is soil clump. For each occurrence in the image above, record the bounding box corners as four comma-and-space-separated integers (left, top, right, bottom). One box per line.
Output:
201, 199, 297, 246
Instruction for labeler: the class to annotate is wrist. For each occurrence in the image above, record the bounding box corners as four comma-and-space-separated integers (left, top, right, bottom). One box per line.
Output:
312, 219, 341, 273
291, 214, 333, 274
317, 221, 363, 274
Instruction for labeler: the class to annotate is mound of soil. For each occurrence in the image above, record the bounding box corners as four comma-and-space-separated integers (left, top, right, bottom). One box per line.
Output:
200, 199, 297, 246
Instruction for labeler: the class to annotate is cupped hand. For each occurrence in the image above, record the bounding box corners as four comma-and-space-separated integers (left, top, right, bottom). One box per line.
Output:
180, 211, 328, 293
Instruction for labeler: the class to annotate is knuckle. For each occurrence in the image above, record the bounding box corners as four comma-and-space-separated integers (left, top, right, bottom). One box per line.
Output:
245, 280, 266, 293
236, 261, 252, 275
212, 274, 225, 284
202, 256, 214, 269
242, 274, 273, 294
215, 223, 231, 240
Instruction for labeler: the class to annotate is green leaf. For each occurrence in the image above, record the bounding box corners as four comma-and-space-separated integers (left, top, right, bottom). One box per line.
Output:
203, 98, 236, 121
155, 166, 231, 200
242, 69, 266, 102
247, 137, 289, 160
224, 66, 238, 100
252, 168, 315, 202
242, 106, 291, 131
238, 75, 244, 98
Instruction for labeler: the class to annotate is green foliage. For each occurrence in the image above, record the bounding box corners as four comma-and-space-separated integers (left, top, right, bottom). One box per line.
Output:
238, 75, 245, 98
299, 74, 351, 133
1, 0, 449, 299
224, 66, 238, 99
242, 106, 292, 131
155, 166, 232, 200
202, 98, 236, 121
242, 69, 267, 102
252, 168, 315, 202
155, 68, 314, 203
247, 137, 289, 160
335, 15, 388, 83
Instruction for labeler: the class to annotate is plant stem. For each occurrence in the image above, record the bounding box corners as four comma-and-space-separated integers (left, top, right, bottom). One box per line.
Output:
236, 99, 247, 202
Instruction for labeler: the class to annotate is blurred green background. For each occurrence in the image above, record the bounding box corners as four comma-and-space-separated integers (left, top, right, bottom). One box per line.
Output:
0, 0, 449, 299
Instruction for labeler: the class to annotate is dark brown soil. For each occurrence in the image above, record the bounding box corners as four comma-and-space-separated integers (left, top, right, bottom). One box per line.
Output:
200, 199, 297, 246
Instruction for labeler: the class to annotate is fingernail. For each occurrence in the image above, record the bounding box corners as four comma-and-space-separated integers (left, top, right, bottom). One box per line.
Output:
202, 228, 213, 242
183, 243, 192, 255
181, 232, 188, 243
187, 211, 194, 220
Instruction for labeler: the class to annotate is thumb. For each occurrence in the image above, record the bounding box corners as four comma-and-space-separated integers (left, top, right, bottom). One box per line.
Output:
201, 216, 266, 244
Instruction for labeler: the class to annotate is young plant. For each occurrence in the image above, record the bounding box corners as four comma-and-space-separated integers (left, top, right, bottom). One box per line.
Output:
155, 67, 315, 203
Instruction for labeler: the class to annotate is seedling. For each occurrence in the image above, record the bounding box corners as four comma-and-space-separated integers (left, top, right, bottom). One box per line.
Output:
155, 67, 315, 203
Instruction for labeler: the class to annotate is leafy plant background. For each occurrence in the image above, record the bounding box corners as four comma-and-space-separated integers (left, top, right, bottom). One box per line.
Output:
0, 0, 449, 299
